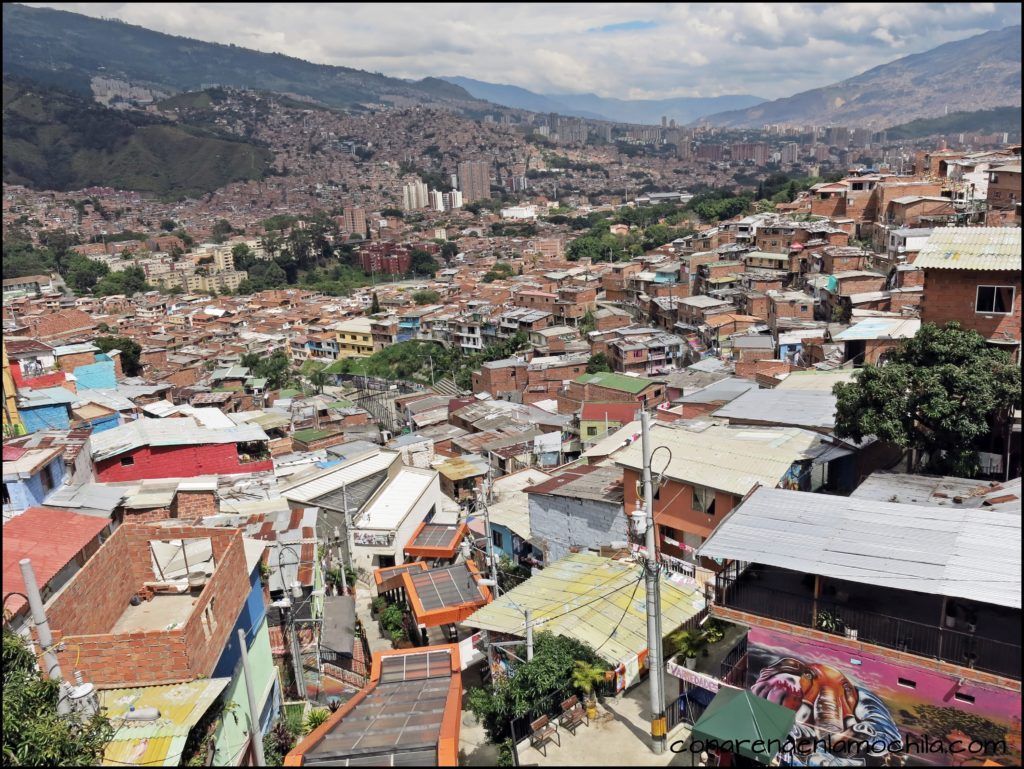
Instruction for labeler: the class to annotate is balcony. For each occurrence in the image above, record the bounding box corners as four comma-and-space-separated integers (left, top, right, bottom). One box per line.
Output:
713, 563, 1021, 680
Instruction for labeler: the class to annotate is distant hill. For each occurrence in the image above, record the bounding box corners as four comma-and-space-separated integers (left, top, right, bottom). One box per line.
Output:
3, 78, 273, 198
700, 26, 1022, 128
443, 75, 764, 125
2, 3, 486, 111
885, 106, 1022, 140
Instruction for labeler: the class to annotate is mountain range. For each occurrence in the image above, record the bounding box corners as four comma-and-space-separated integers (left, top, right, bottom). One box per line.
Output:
441, 76, 765, 124
2, 3, 1020, 131
699, 25, 1021, 128
1, 3, 486, 112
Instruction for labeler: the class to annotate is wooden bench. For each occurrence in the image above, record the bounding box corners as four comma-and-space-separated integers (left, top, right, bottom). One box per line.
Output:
558, 695, 588, 734
529, 715, 560, 756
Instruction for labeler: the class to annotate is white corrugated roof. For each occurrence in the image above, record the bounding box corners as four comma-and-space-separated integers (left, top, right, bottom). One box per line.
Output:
614, 423, 820, 495
280, 450, 398, 503
914, 227, 1021, 271
354, 467, 435, 531
90, 417, 269, 461
699, 487, 1021, 608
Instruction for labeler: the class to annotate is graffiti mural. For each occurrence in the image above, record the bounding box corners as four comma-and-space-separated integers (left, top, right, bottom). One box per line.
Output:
746, 628, 1022, 766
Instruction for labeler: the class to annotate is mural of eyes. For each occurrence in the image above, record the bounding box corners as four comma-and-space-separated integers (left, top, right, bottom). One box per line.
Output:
752, 656, 903, 763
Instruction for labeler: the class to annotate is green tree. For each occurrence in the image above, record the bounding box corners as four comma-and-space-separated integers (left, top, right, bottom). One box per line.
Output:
241, 350, 293, 391
833, 322, 1021, 477
369, 292, 381, 314
95, 336, 143, 377
65, 255, 110, 293
412, 289, 440, 305
210, 218, 235, 243
586, 353, 612, 374
3, 628, 114, 766
440, 241, 459, 263
93, 266, 151, 297
160, 218, 178, 231
231, 243, 253, 268
465, 632, 607, 742
409, 249, 439, 277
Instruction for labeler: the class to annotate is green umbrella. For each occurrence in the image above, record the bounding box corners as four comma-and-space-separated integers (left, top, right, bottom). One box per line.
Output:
690, 686, 796, 764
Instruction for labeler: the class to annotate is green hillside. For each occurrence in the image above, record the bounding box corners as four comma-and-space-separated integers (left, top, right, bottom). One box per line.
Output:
885, 106, 1022, 140
3, 78, 273, 198
2, 3, 483, 111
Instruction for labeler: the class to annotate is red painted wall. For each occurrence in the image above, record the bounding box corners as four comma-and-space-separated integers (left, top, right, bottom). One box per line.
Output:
95, 442, 273, 482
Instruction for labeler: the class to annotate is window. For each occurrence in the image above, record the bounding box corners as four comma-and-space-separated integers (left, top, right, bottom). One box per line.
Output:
587, 426, 598, 436
120, 455, 135, 467
954, 692, 975, 705
492, 530, 504, 550
692, 485, 716, 515
897, 677, 917, 689
976, 285, 1015, 314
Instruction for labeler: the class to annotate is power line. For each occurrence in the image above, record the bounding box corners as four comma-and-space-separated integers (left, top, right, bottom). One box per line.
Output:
592, 575, 644, 654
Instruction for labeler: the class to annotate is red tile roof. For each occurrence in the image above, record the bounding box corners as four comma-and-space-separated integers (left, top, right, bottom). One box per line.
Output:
2, 508, 110, 615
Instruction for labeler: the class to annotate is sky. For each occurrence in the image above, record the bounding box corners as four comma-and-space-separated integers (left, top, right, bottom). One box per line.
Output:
30, 2, 1022, 100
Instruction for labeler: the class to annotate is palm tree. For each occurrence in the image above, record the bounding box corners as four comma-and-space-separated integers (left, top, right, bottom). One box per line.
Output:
571, 661, 606, 719
308, 369, 328, 395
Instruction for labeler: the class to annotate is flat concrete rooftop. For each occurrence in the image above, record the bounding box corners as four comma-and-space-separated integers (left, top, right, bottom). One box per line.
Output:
110, 593, 198, 634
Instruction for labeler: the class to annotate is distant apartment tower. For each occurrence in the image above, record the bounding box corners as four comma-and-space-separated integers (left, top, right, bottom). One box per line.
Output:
429, 190, 445, 212
402, 180, 429, 211
458, 160, 492, 203
781, 142, 800, 164
343, 206, 367, 237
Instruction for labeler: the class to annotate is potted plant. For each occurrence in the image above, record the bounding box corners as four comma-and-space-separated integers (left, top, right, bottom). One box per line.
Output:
668, 629, 707, 669
815, 610, 845, 634
370, 596, 387, 619
572, 661, 606, 720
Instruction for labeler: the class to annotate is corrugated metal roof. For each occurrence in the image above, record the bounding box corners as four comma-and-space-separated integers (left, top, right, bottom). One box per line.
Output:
356, 467, 435, 531
100, 678, 231, 766
615, 423, 820, 495
698, 487, 1021, 609
91, 418, 269, 461
712, 389, 836, 431
913, 227, 1021, 271
776, 369, 857, 391
280, 450, 397, 503
464, 553, 705, 664
832, 317, 921, 342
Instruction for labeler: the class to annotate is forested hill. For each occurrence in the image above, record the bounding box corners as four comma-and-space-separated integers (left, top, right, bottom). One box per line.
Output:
2, 77, 273, 198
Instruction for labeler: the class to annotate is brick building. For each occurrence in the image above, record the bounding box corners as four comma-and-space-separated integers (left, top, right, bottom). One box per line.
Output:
915, 228, 1021, 354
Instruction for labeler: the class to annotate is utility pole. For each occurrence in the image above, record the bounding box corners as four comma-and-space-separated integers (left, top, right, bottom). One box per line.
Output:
524, 608, 534, 662
20, 559, 70, 715
238, 629, 267, 766
641, 410, 666, 754
480, 476, 499, 590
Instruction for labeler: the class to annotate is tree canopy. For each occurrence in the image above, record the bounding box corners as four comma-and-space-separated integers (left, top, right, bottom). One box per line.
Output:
833, 322, 1022, 477
465, 631, 608, 742
3, 628, 114, 766
95, 336, 143, 377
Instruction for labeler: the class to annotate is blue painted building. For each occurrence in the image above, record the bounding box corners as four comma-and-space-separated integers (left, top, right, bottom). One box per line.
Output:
2, 445, 66, 521
17, 387, 76, 434
73, 359, 118, 390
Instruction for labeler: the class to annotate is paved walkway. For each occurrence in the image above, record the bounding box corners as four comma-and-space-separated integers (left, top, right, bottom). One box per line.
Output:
459, 677, 697, 767
354, 580, 393, 654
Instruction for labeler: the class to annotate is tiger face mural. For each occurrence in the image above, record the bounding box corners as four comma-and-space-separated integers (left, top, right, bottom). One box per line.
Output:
752, 656, 903, 764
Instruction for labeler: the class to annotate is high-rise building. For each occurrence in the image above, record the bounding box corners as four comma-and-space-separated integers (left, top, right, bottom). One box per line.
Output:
402, 180, 429, 211
781, 142, 800, 164
443, 190, 464, 210
458, 161, 491, 203
428, 190, 445, 212
342, 206, 367, 237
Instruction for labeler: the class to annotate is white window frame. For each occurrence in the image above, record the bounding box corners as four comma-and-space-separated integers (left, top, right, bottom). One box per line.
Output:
975, 285, 1015, 315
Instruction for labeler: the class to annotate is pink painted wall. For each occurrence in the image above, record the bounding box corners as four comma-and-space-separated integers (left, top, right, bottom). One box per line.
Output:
745, 627, 1022, 766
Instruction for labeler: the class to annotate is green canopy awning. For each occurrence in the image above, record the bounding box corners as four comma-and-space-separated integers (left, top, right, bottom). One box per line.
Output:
690, 687, 796, 764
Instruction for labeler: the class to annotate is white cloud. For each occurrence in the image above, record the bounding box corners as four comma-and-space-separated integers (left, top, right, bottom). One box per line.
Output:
27, 2, 1022, 99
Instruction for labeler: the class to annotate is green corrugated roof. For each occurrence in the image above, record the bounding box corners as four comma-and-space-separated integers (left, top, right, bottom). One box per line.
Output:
293, 428, 335, 442
575, 371, 657, 394
914, 227, 1020, 271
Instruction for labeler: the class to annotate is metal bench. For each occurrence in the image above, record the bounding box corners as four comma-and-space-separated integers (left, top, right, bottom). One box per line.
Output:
529, 714, 560, 756
558, 695, 588, 734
